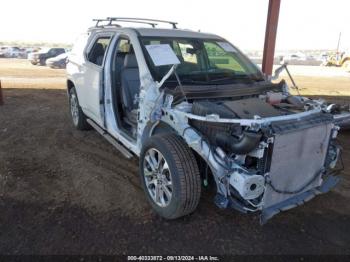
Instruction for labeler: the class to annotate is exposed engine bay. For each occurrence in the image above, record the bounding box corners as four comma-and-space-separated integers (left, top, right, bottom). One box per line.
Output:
190, 95, 305, 154
160, 80, 348, 223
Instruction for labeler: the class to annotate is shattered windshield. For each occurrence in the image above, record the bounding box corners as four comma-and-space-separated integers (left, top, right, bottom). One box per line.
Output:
141, 37, 264, 85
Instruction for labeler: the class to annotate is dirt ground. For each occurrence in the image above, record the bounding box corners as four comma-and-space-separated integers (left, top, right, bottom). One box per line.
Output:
1, 59, 350, 255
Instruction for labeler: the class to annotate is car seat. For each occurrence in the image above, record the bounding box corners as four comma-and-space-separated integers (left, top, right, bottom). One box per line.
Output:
120, 53, 140, 125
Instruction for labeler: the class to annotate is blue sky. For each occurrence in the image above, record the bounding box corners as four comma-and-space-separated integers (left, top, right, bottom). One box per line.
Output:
0, 0, 349, 50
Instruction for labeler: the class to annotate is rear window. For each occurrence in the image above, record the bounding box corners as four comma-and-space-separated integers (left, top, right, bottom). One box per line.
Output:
87, 37, 111, 66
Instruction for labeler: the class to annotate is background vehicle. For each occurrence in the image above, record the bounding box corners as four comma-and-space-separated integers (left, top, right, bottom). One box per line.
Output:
27, 47, 41, 62
323, 50, 350, 70
0, 46, 26, 58
282, 52, 321, 66
0, 46, 9, 57
21, 47, 39, 59
29, 47, 66, 65
66, 18, 350, 223
45, 52, 69, 69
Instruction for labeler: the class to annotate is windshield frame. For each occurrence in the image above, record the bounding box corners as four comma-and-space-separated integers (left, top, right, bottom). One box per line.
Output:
139, 36, 264, 85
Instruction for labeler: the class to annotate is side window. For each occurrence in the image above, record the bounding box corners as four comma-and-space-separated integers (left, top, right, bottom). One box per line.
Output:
117, 39, 131, 53
51, 49, 59, 55
88, 37, 111, 66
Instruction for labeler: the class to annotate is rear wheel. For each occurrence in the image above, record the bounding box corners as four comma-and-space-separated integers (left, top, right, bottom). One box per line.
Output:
140, 134, 201, 219
68, 87, 90, 130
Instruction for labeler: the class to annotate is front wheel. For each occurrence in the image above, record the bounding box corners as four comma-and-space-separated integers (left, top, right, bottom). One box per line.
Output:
140, 134, 201, 219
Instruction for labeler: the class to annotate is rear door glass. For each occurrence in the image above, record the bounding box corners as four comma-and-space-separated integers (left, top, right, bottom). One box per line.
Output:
88, 37, 111, 66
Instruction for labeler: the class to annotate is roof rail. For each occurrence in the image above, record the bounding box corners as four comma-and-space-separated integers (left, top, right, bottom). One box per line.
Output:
92, 18, 155, 28
93, 17, 178, 29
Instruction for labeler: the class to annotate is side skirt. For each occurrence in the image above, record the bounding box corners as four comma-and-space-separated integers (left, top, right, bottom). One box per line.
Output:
86, 119, 134, 159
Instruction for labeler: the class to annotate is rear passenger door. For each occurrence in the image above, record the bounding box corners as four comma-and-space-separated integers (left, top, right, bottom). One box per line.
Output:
83, 33, 113, 126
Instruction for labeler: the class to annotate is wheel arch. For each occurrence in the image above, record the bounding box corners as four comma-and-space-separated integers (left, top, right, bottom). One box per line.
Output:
141, 121, 216, 188
141, 121, 177, 144
341, 57, 350, 66
67, 79, 75, 93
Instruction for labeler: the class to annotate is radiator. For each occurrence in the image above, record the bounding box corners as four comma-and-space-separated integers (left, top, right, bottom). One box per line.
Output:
262, 122, 333, 213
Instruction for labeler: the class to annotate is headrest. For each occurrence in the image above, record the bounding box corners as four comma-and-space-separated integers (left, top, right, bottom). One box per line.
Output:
119, 42, 131, 53
124, 54, 138, 68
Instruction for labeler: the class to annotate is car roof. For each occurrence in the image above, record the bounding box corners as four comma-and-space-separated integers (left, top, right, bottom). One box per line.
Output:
89, 27, 223, 40
135, 28, 222, 39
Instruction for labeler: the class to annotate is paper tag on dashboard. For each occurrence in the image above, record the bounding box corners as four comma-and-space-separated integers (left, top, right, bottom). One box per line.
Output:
145, 44, 180, 66
217, 42, 238, 53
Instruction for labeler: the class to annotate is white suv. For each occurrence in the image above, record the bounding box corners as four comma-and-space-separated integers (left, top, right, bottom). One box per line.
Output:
66, 18, 350, 223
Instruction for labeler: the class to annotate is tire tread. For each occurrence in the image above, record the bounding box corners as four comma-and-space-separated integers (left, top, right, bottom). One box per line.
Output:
150, 134, 201, 218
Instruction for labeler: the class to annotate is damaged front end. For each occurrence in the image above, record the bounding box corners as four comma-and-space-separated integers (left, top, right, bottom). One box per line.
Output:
160, 80, 347, 223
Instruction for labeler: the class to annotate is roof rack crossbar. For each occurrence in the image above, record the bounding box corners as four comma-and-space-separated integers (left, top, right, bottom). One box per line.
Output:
93, 19, 109, 27
98, 17, 178, 29
93, 18, 158, 28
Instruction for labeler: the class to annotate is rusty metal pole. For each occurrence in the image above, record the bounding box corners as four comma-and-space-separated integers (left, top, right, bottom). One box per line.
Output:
262, 0, 281, 76
0, 80, 3, 106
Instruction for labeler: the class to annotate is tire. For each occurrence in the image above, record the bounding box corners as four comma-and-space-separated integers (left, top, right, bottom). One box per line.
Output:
342, 60, 350, 71
140, 134, 201, 219
68, 87, 91, 130
30, 61, 37, 65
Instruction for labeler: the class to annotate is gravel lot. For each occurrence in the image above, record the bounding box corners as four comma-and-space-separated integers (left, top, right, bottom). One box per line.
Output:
0, 59, 350, 255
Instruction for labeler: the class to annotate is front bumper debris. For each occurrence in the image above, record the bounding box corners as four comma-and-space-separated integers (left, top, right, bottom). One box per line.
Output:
260, 175, 340, 224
